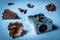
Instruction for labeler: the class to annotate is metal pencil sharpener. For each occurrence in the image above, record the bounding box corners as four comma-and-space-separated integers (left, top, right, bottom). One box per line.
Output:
28, 13, 53, 34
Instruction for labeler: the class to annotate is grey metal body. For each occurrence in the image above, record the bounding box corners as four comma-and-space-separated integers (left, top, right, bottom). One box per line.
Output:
28, 13, 53, 34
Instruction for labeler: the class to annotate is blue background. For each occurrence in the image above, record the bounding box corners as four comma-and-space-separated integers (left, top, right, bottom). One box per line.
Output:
0, 0, 60, 40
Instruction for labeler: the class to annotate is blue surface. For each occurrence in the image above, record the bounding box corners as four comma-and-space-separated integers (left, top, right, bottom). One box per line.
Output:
0, 0, 60, 40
